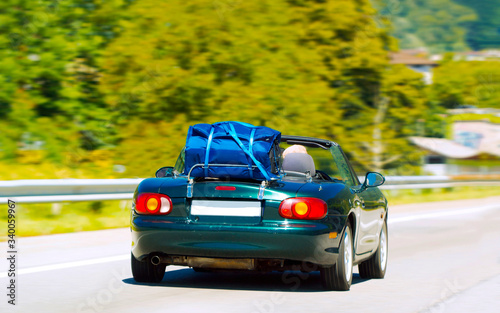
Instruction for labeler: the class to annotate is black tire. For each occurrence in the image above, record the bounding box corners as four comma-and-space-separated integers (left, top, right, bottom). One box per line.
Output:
358, 220, 388, 279
131, 253, 166, 283
320, 224, 353, 291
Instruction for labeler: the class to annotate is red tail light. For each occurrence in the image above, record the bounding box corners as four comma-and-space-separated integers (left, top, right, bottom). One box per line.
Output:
279, 198, 327, 220
135, 193, 172, 215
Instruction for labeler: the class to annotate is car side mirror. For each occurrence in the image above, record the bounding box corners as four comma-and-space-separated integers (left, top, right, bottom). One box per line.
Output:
155, 166, 175, 178
362, 172, 385, 189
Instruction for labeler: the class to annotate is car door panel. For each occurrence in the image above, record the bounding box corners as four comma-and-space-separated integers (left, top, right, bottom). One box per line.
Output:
356, 187, 386, 255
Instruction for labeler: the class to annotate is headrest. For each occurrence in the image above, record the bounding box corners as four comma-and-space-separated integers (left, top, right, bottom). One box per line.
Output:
282, 153, 316, 176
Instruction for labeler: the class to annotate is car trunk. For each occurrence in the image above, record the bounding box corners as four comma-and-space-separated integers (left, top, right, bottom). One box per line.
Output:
160, 179, 305, 224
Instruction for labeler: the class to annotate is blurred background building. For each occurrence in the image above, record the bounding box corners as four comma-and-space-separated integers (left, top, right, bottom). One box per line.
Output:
390, 50, 439, 84
411, 108, 500, 175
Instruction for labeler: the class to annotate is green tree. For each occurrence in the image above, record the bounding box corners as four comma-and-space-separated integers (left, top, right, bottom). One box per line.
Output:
0, 0, 433, 178
455, 0, 500, 50
98, 1, 336, 139
338, 65, 429, 173
376, 0, 477, 52
0, 0, 130, 163
100, 0, 428, 174
432, 60, 500, 108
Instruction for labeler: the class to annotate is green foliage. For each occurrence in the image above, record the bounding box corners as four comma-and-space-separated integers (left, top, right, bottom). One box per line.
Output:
0, 0, 130, 162
336, 63, 428, 173
99, 0, 425, 174
454, 0, 500, 50
1, 0, 432, 178
376, 0, 477, 52
421, 102, 447, 138
99, 0, 338, 128
449, 113, 500, 124
432, 60, 500, 108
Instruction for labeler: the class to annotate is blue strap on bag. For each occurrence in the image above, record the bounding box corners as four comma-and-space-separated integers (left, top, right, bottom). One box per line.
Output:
225, 123, 271, 181
248, 128, 256, 179
204, 126, 215, 177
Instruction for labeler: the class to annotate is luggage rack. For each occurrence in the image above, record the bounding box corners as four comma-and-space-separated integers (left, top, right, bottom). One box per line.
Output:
186, 163, 279, 200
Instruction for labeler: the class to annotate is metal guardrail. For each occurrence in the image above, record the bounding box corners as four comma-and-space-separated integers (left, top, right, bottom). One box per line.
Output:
381, 175, 500, 190
1, 176, 499, 204
0, 179, 142, 204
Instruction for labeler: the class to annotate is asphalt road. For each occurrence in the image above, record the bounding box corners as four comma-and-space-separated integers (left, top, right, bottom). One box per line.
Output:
1, 196, 500, 313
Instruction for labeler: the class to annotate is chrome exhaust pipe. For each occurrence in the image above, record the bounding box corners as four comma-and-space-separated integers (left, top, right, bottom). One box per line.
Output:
151, 255, 161, 266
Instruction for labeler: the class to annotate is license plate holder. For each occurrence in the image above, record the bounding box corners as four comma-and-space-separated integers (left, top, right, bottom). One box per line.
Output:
190, 200, 262, 224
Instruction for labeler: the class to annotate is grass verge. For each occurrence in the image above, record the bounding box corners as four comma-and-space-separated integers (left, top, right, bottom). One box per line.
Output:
383, 186, 500, 206
0, 200, 130, 238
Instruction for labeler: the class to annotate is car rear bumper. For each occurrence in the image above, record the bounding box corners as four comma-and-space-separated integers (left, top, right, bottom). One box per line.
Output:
131, 215, 346, 266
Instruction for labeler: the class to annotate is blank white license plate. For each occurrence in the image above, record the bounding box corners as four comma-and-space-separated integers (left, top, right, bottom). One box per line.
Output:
191, 200, 262, 217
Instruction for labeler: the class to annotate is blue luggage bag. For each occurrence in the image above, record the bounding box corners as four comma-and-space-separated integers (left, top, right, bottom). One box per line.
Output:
184, 121, 281, 180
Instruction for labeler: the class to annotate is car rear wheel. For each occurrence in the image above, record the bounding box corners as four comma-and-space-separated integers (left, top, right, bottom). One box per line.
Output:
320, 224, 353, 291
131, 253, 166, 283
358, 220, 388, 279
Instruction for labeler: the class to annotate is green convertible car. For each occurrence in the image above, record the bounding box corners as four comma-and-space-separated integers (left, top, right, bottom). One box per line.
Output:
131, 134, 388, 291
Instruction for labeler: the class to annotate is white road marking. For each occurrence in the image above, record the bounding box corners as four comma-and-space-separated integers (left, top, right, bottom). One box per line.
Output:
388, 204, 500, 224
0, 254, 129, 278
1, 204, 498, 278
